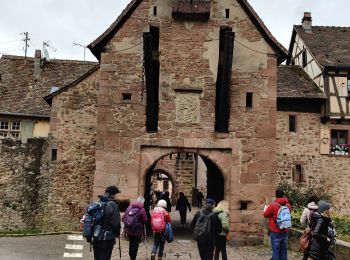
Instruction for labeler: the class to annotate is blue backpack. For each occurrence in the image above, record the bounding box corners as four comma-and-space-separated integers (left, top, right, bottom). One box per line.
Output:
83, 202, 106, 243
274, 203, 292, 229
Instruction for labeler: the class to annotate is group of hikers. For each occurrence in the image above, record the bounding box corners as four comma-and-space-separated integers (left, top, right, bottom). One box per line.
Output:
83, 186, 337, 260
263, 189, 336, 260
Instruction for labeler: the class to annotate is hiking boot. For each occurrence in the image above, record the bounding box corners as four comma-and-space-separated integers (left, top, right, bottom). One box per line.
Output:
151, 254, 155, 260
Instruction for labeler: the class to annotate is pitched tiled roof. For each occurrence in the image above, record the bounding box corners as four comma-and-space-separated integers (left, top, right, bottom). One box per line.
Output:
294, 25, 350, 67
88, 0, 287, 63
0, 55, 97, 117
277, 65, 326, 99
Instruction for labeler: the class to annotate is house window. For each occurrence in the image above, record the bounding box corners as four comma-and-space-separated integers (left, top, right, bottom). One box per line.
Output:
163, 180, 169, 191
294, 165, 302, 183
302, 50, 307, 67
0, 120, 21, 138
225, 9, 230, 19
51, 149, 57, 161
289, 115, 296, 132
347, 76, 350, 94
331, 130, 349, 155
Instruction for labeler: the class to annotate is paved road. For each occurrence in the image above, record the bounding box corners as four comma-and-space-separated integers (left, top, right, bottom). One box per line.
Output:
0, 208, 303, 259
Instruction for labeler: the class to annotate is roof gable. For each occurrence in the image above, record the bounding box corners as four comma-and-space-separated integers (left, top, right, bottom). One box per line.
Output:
0, 55, 97, 117
290, 25, 350, 68
88, 0, 287, 63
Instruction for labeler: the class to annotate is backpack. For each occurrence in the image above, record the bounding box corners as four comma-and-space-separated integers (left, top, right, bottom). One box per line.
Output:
193, 210, 213, 241
82, 201, 106, 242
123, 207, 142, 235
274, 203, 292, 229
151, 207, 166, 233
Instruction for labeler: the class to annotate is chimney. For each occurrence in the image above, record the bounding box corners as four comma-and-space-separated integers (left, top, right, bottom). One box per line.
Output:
34, 49, 42, 78
302, 12, 312, 33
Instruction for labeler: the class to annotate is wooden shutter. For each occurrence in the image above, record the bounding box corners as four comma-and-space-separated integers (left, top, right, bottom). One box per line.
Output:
291, 166, 296, 182
320, 127, 330, 155
215, 29, 235, 132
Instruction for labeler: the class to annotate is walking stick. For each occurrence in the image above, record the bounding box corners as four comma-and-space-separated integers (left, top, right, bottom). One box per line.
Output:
118, 237, 121, 259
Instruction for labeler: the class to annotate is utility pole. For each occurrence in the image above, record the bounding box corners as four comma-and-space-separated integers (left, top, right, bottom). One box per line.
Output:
23, 32, 29, 60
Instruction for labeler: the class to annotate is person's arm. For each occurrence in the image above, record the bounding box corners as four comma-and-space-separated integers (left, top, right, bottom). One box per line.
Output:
263, 204, 274, 218
165, 211, 172, 223
213, 214, 222, 235
191, 212, 199, 229
221, 213, 230, 233
186, 198, 191, 211
300, 208, 309, 227
312, 219, 328, 242
141, 208, 148, 224
109, 202, 121, 236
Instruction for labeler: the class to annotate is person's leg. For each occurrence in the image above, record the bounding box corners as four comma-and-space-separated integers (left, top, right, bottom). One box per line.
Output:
129, 236, 140, 260
180, 211, 185, 225
214, 237, 220, 260
270, 231, 282, 260
197, 242, 206, 260
151, 233, 160, 257
216, 236, 227, 260
221, 236, 228, 260
279, 232, 288, 260
207, 241, 215, 260
93, 245, 100, 260
158, 240, 165, 257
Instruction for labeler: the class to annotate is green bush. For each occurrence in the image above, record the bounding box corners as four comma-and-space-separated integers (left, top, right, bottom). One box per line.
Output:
277, 182, 331, 210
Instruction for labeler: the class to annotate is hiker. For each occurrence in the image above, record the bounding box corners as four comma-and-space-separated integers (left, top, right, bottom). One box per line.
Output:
308, 201, 336, 260
300, 195, 319, 260
191, 198, 222, 260
196, 191, 204, 209
176, 192, 191, 227
92, 186, 121, 260
213, 200, 230, 260
122, 196, 147, 260
151, 199, 171, 260
163, 191, 172, 213
263, 189, 292, 260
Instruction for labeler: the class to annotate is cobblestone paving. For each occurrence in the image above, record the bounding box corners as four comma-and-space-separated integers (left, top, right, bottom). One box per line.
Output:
86, 207, 303, 259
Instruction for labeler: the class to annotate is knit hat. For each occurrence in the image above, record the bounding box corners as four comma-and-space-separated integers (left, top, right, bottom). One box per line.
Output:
105, 186, 121, 196
206, 198, 215, 207
157, 199, 167, 209
318, 200, 331, 213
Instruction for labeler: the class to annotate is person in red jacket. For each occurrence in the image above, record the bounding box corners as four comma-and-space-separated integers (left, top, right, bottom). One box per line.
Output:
263, 189, 292, 260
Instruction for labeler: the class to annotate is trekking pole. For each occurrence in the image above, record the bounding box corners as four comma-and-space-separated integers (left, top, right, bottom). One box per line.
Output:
119, 237, 121, 259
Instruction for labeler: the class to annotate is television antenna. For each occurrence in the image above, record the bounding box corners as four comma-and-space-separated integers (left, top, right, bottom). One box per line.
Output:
73, 41, 87, 62
42, 41, 57, 61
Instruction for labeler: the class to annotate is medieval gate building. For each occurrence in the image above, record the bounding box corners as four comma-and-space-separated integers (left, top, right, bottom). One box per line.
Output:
75, 0, 287, 245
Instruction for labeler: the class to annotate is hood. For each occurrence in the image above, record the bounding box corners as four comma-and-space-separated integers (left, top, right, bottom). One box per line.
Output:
130, 201, 144, 209
307, 201, 319, 210
98, 195, 113, 202
274, 198, 289, 205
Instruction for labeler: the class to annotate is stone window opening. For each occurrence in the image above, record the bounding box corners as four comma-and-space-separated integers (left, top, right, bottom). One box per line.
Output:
302, 50, 307, 68
51, 149, 57, 161
153, 6, 157, 16
240, 201, 248, 210
330, 129, 349, 156
0, 120, 21, 139
289, 115, 296, 133
225, 9, 230, 19
347, 76, 350, 96
122, 93, 132, 101
292, 165, 304, 183
246, 92, 253, 108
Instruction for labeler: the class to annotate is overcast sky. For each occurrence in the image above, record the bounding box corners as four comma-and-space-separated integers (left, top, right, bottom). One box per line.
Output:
0, 0, 348, 61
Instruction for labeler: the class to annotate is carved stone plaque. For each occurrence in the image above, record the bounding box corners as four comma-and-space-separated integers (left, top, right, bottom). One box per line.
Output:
175, 93, 200, 123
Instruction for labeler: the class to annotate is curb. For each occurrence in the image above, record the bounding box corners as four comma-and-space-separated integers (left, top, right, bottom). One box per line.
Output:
0, 231, 81, 238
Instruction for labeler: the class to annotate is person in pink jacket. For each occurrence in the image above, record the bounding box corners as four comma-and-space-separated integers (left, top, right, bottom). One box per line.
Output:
122, 196, 148, 260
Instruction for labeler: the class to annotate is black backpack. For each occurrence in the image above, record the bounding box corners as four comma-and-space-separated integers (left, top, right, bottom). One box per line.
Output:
193, 210, 213, 241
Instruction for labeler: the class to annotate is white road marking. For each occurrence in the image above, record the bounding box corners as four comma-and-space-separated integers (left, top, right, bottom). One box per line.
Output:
67, 235, 84, 241
63, 252, 83, 258
65, 244, 84, 250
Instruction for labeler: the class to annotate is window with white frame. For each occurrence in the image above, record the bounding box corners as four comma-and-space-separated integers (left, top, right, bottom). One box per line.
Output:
347, 76, 350, 95
0, 120, 21, 138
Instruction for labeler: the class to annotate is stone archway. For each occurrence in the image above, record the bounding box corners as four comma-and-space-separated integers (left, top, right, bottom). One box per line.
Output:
142, 147, 231, 214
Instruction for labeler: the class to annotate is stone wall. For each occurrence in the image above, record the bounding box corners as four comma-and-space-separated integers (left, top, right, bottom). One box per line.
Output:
37, 70, 99, 231
276, 111, 350, 214
94, 0, 279, 245
0, 138, 46, 231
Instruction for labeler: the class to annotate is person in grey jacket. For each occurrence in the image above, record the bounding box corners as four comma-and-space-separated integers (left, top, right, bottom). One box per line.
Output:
93, 186, 121, 260
213, 200, 230, 260
300, 195, 319, 229
300, 195, 319, 260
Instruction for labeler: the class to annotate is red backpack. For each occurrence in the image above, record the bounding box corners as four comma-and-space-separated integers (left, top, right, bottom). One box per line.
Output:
151, 207, 166, 233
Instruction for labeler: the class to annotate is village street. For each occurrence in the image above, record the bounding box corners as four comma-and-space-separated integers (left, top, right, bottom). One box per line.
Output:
0, 209, 303, 260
